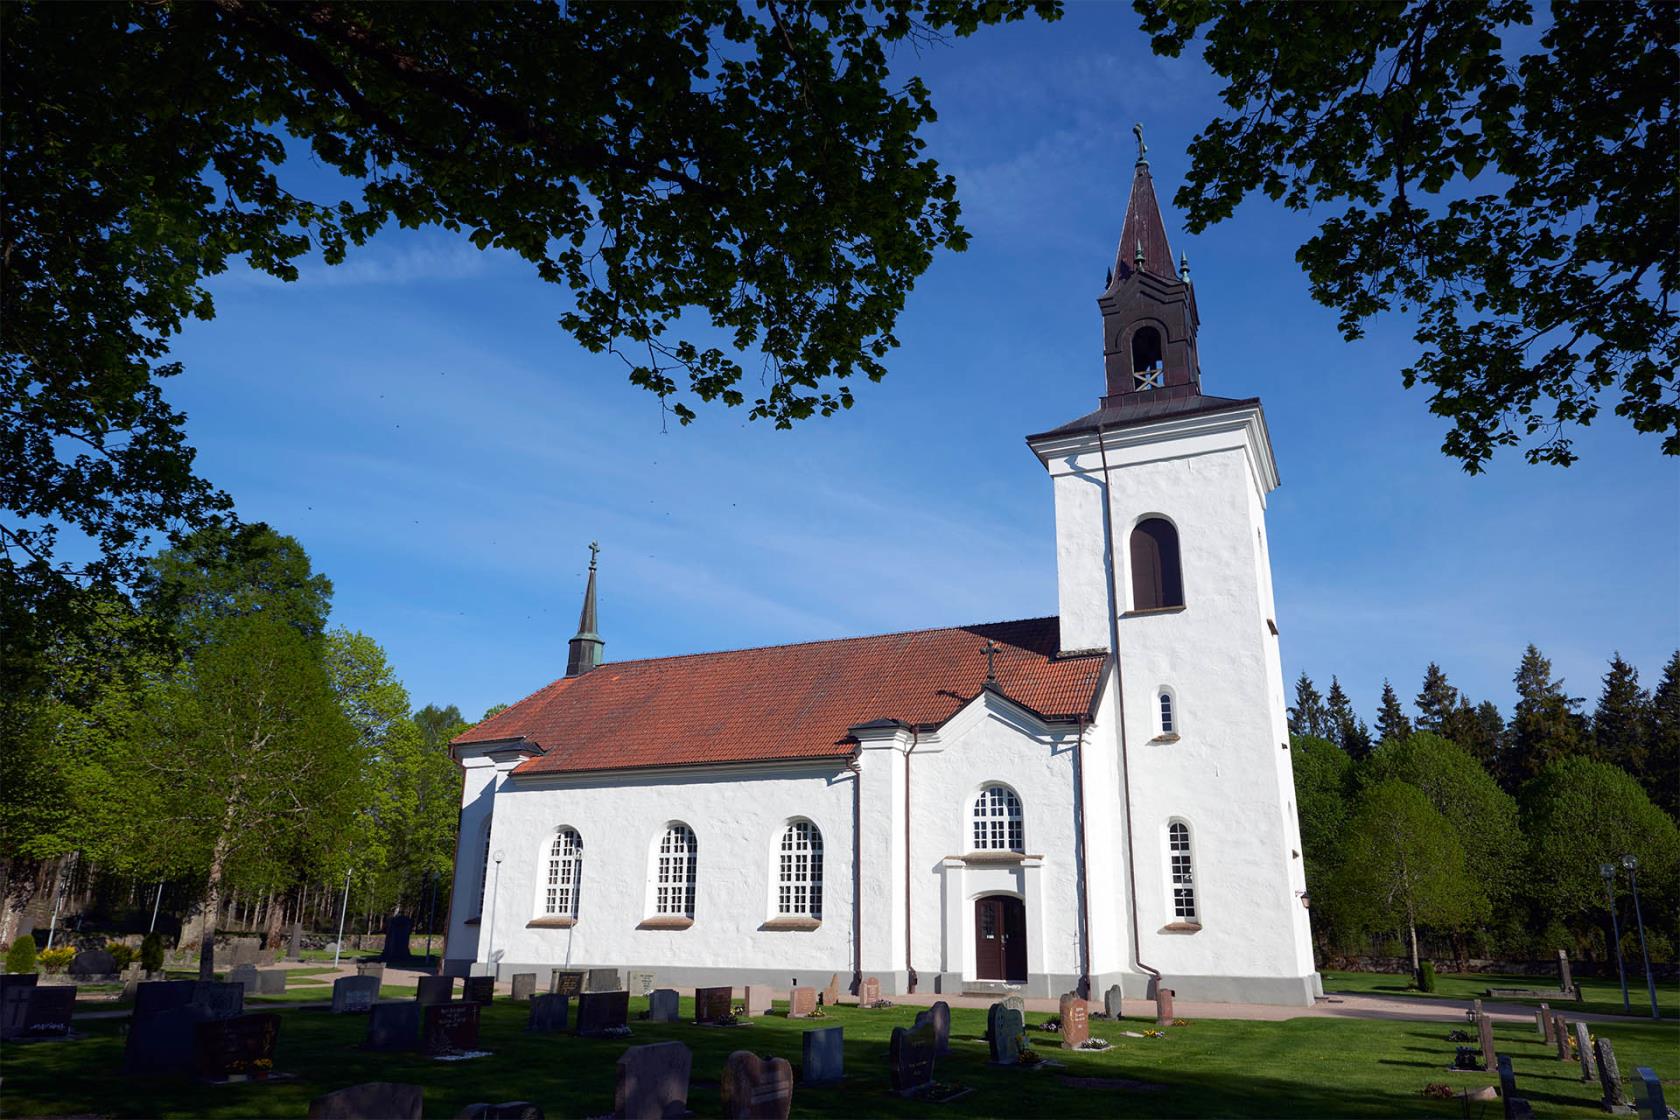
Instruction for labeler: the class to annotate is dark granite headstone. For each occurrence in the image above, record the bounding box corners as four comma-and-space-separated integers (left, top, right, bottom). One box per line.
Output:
802, 1026, 844, 1084
787, 987, 816, 1019
458, 1103, 544, 1120
1575, 1021, 1595, 1082
1477, 1013, 1497, 1072
1156, 987, 1175, 1026
550, 970, 585, 997
1595, 1037, 1631, 1112
1104, 983, 1123, 1019
195, 1012, 281, 1080
586, 967, 622, 993
614, 1040, 691, 1120
69, 948, 117, 977
379, 916, 413, 961
860, 977, 881, 1006
1635, 1066, 1667, 1120
1059, 993, 1090, 1049
526, 994, 570, 1033
126, 1004, 213, 1076
366, 1001, 421, 1051
889, 1020, 937, 1095
307, 1081, 424, 1119
695, 986, 733, 1024
576, 990, 629, 1037
421, 1001, 480, 1055
647, 988, 680, 1022
1497, 1055, 1533, 1120
723, 1050, 793, 1119
255, 968, 286, 995
14, 985, 76, 1039
510, 973, 536, 1001
463, 975, 495, 1004
913, 1000, 950, 1055
332, 975, 380, 1014
987, 1003, 1025, 1065
416, 975, 455, 1005
0, 983, 32, 1040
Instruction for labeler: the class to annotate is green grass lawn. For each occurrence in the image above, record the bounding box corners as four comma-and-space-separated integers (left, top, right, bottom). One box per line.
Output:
1322, 970, 1679, 1020
4, 995, 1675, 1118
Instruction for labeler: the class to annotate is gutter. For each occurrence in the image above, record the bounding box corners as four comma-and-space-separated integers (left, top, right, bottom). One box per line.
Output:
847, 755, 864, 997
1073, 714, 1093, 999
903, 726, 920, 994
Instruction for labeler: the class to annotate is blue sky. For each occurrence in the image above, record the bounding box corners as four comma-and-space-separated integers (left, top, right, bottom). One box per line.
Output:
164, 5, 1678, 727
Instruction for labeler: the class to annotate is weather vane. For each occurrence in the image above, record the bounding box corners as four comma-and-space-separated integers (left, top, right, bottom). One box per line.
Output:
1133, 122, 1147, 166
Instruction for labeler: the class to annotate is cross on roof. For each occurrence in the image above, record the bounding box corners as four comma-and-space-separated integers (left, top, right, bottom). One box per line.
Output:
588, 540, 600, 570
981, 639, 1000, 685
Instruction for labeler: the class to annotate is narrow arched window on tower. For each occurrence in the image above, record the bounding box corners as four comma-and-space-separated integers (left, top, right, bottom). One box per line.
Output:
1131, 326, 1164, 390
1168, 821, 1197, 922
1130, 518, 1184, 610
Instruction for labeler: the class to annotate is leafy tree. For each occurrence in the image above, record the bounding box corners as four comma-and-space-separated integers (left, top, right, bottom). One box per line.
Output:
3, 0, 1057, 668
140, 524, 332, 653
1414, 663, 1460, 736
1592, 653, 1651, 777
479, 703, 509, 723
1329, 780, 1489, 981
1136, 1, 1677, 471
1375, 679, 1413, 745
1289, 734, 1352, 914
1499, 644, 1586, 791
1520, 756, 1679, 927
1324, 676, 1371, 759
1649, 652, 1680, 818
1289, 673, 1331, 739
414, 704, 467, 754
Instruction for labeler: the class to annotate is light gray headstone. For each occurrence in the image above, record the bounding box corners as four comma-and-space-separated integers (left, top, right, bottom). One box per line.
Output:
1575, 1021, 1595, 1082
255, 968, 286, 995
626, 969, 655, 996
332, 975, 380, 1014
1595, 1038, 1631, 1112
585, 967, 621, 993
647, 989, 680, 1023
1104, 983, 1123, 1019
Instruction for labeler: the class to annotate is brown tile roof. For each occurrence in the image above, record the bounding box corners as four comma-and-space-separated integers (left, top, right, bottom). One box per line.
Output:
452, 617, 1107, 777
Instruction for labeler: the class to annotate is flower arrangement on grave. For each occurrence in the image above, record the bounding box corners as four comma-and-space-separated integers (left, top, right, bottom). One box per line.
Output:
38, 947, 75, 973
1171, 1018, 1190, 1026
1446, 1029, 1473, 1043
1452, 1046, 1482, 1070
1422, 1083, 1454, 1100
1142, 1028, 1165, 1039
869, 998, 894, 1009
1038, 1016, 1062, 1031
1018, 1048, 1044, 1066
1076, 1038, 1112, 1051
602, 1024, 632, 1039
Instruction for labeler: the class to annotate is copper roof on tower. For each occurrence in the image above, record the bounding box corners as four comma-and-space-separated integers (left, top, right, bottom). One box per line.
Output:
1111, 161, 1176, 284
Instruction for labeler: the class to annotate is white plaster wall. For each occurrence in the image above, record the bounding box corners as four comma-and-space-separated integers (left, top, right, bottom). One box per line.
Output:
468, 761, 857, 979
444, 754, 504, 963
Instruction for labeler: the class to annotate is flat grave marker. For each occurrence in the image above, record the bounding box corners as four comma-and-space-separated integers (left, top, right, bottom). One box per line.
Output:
723, 1050, 793, 1119
614, 1040, 690, 1120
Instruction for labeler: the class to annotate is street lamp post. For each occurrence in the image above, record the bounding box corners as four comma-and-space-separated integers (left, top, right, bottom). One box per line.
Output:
1622, 854, 1659, 1020
333, 865, 352, 970
1601, 863, 1630, 1013
485, 851, 505, 981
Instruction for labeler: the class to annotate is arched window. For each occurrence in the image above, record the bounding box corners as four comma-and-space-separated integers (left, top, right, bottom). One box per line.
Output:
972, 785, 1025, 852
544, 828, 583, 918
655, 824, 698, 917
1131, 327, 1164, 390
1159, 689, 1176, 736
1130, 517, 1184, 610
1168, 821, 1197, 922
474, 816, 493, 918
776, 821, 823, 918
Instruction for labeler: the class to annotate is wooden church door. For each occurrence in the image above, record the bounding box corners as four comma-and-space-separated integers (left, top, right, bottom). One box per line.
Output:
975, 895, 1027, 981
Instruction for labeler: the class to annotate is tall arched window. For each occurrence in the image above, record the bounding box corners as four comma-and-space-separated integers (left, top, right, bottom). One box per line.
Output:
1131, 326, 1164, 390
776, 821, 823, 918
972, 785, 1025, 852
1168, 821, 1197, 922
474, 816, 493, 917
655, 824, 698, 917
1130, 517, 1184, 610
1159, 689, 1177, 736
544, 828, 583, 918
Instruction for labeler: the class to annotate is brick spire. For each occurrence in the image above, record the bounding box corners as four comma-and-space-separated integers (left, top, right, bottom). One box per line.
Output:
565, 541, 604, 677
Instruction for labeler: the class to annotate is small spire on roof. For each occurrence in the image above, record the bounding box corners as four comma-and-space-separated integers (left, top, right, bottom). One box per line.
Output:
566, 541, 604, 677
1133, 122, 1148, 167
1180, 252, 1190, 282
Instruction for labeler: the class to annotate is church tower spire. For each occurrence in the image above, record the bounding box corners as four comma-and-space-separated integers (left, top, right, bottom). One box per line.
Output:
565, 541, 604, 677
1097, 125, 1202, 409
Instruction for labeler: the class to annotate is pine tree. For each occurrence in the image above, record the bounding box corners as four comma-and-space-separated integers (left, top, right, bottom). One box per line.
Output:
1325, 677, 1370, 757
1415, 663, 1460, 735
1499, 644, 1586, 792
1375, 679, 1413, 745
1441, 698, 1501, 768
1289, 673, 1331, 740
1592, 653, 1650, 775
1342, 719, 1374, 762
1646, 651, 1680, 818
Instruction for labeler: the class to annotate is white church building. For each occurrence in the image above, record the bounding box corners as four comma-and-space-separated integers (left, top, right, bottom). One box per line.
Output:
444, 148, 1320, 1006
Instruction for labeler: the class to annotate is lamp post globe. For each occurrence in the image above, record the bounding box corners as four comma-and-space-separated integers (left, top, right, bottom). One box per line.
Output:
1602, 861, 1629, 1012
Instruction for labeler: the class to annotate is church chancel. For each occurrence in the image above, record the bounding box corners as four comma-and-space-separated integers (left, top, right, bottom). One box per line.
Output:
445, 141, 1320, 1005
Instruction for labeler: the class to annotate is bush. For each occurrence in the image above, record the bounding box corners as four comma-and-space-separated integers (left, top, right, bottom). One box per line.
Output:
1418, 962, 1438, 992
38, 946, 76, 973
140, 932, 164, 974
106, 941, 137, 970
5, 934, 36, 974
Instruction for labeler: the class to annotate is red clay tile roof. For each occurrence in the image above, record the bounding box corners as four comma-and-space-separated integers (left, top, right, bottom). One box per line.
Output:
452, 617, 1107, 777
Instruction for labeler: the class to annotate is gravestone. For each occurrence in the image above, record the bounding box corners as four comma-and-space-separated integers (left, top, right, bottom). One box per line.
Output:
194, 980, 245, 1019
288, 921, 304, 962
743, 985, 771, 1017
860, 977, 881, 1006
1104, 984, 1123, 1019
1575, 1021, 1595, 1082
802, 1026, 844, 1084
586, 967, 622, 993
421, 1001, 480, 1055
0, 981, 34, 1040
1059, 992, 1090, 1049
1635, 1067, 1667, 1120
819, 973, 840, 1007
69, 948, 117, 977
723, 1050, 794, 1119
379, 916, 413, 962
229, 964, 259, 993
527, 993, 570, 1032
510, 973, 536, 1001
332, 975, 380, 1014
458, 1103, 544, 1120
1002, 994, 1025, 1015
365, 1002, 421, 1051
255, 969, 286, 995
647, 989, 680, 1023
914, 1000, 951, 1055
888, 1020, 937, 1095
1156, 987, 1175, 1025
195, 1012, 281, 1081
787, 987, 817, 1019
9, 985, 75, 1040
308, 1081, 424, 1120
627, 970, 656, 996
551, 970, 585, 997
577, 990, 629, 1037
356, 962, 385, 983
1552, 1014, 1571, 1061
1595, 1038, 1631, 1113
132, 978, 191, 1019
226, 938, 262, 968
463, 975, 495, 1004
614, 1040, 691, 1120
1477, 1013, 1497, 1072
1497, 1055, 1534, 1120
987, 1003, 1026, 1065
416, 975, 455, 1005
1537, 1003, 1552, 1041
695, 986, 733, 1024
126, 1005, 212, 1076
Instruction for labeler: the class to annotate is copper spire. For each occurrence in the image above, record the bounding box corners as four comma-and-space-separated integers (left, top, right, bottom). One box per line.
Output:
565, 541, 604, 676
1111, 125, 1176, 284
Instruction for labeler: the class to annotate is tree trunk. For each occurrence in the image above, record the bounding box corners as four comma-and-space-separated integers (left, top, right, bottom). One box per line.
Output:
1408, 922, 1421, 986
197, 833, 234, 980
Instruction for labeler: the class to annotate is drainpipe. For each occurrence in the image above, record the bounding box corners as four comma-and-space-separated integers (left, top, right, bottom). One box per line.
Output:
847, 756, 864, 997
1097, 424, 1163, 991
1072, 715, 1094, 1000
902, 725, 921, 994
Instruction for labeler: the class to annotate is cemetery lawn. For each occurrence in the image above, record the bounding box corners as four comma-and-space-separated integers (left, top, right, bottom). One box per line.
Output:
5, 997, 1677, 1118
1322, 970, 1678, 1020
